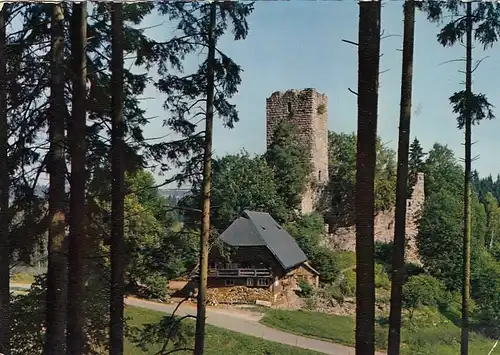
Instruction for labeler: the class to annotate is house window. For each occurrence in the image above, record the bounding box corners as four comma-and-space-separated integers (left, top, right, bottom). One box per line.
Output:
246, 278, 254, 286
257, 278, 269, 287
225, 279, 235, 286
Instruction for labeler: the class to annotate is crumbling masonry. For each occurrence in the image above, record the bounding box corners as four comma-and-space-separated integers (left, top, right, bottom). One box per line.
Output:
265, 88, 425, 263
327, 173, 424, 263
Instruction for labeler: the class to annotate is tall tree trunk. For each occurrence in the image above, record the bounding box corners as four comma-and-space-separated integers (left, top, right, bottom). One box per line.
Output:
387, 1, 415, 354
67, 3, 87, 354
45, 3, 68, 354
355, 1, 381, 354
461, 2, 472, 354
110, 3, 125, 355
0, 5, 10, 355
194, 3, 217, 355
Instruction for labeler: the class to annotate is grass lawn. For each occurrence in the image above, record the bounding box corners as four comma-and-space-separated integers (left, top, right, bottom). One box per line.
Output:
124, 306, 323, 355
261, 308, 495, 355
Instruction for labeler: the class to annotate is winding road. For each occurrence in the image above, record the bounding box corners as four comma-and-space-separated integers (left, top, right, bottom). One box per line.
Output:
11, 283, 384, 355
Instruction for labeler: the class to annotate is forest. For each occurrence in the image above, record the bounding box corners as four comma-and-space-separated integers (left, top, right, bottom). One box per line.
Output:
1, 1, 500, 355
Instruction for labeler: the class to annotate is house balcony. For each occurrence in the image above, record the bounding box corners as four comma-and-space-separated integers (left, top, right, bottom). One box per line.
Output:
208, 267, 273, 278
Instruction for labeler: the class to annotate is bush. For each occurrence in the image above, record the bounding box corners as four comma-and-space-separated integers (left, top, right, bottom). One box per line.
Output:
375, 263, 390, 290
340, 269, 356, 297
297, 280, 313, 298
374, 242, 393, 266
403, 275, 446, 311
11, 272, 110, 355
321, 284, 344, 305
405, 262, 424, 279
331, 251, 356, 270
311, 247, 339, 283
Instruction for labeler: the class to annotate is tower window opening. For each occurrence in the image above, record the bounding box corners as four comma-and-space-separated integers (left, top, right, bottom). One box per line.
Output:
287, 102, 292, 113
318, 170, 322, 181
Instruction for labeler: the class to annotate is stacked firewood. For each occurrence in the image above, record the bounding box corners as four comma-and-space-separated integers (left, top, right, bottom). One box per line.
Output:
206, 286, 275, 306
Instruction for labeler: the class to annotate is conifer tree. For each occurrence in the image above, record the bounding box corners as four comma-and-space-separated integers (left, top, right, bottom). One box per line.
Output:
388, 1, 416, 354
45, 4, 68, 354
67, 2, 87, 353
0, 4, 10, 355
356, 1, 381, 354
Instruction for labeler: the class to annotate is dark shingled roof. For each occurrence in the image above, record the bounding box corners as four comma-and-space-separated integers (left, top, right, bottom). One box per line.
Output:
218, 210, 308, 270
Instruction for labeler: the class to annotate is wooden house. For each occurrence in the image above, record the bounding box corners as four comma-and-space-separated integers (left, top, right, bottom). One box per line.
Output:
207, 210, 320, 294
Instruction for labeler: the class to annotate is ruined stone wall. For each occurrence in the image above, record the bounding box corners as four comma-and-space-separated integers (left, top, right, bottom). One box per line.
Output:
266, 89, 329, 214
325, 172, 425, 264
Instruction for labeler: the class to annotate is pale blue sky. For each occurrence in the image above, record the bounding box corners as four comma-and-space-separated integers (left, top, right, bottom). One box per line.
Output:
139, 2, 500, 185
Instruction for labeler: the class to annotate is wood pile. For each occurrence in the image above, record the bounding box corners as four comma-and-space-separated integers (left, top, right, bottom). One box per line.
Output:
207, 286, 275, 306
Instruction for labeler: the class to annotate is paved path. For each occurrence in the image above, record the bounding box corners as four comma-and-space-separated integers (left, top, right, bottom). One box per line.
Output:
11, 283, 384, 355
126, 297, 386, 355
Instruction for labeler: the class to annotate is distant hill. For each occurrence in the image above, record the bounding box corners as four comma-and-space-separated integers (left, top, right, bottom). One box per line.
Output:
16, 186, 191, 204
158, 188, 191, 203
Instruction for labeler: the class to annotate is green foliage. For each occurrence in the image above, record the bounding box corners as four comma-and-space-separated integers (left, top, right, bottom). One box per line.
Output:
318, 284, 345, 305
375, 139, 398, 212
265, 121, 312, 218
321, 132, 356, 227
403, 275, 446, 311
449, 91, 494, 129
408, 138, 426, 197
421, 143, 463, 197
155, 2, 255, 185
418, 143, 491, 292
333, 262, 389, 296
484, 192, 500, 248
321, 132, 396, 228
212, 152, 286, 228
310, 247, 338, 284
284, 213, 324, 257
181, 152, 286, 231
11, 274, 109, 354
297, 280, 313, 298
340, 269, 356, 297
97, 170, 198, 299
284, 213, 339, 283
374, 241, 393, 266
375, 263, 390, 290
330, 251, 356, 270
418, 190, 463, 290
420, 1, 500, 50
470, 250, 500, 337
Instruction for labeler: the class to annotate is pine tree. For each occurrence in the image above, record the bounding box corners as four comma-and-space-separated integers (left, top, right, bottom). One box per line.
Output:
388, 1, 416, 354
67, 2, 87, 353
356, 1, 381, 354
109, 3, 125, 354
45, 4, 68, 354
407, 137, 425, 197
0, 4, 10, 355
420, 1, 500, 353
194, 4, 216, 353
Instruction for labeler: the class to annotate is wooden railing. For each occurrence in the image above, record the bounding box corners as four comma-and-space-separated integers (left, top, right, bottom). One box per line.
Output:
208, 268, 272, 278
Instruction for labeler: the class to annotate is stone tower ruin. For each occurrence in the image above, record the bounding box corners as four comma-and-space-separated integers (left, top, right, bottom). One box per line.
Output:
266, 89, 329, 214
